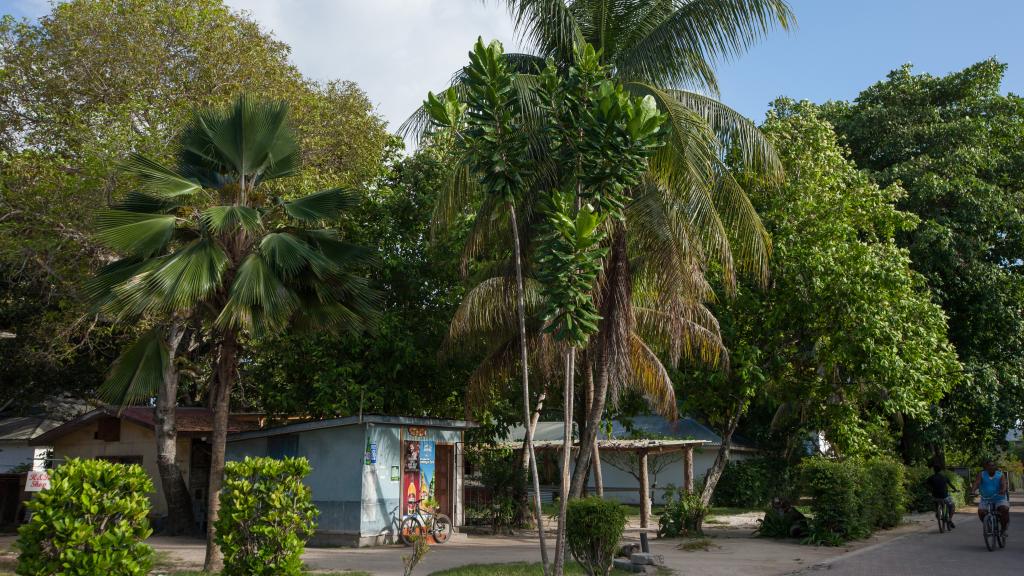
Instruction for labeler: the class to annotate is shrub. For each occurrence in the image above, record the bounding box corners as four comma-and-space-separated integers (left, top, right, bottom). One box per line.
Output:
566, 497, 628, 576
799, 458, 865, 544
465, 446, 527, 532
713, 457, 796, 508
862, 458, 905, 529
215, 456, 318, 576
16, 458, 154, 576
657, 486, 709, 538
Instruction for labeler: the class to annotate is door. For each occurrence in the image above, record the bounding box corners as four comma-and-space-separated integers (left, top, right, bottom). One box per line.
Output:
435, 444, 453, 518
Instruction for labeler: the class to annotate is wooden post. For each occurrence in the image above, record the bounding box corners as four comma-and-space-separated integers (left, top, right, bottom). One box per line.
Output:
639, 449, 650, 552
683, 446, 694, 494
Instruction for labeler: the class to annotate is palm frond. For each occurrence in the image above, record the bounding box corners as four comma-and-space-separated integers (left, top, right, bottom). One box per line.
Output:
84, 257, 149, 306
448, 276, 544, 344
260, 232, 337, 280
504, 0, 584, 63
626, 332, 678, 419
615, 0, 794, 91
114, 191, 182, 214
94, 209, 177, 258
670, 89, 783, 181
216, 253, 300, 337
710, 166, 771, 286
121, 154, 202, 197
109, 239, 228, 317
283, 188, 359, 223
97, 328, 168, 407
201, 205, 264, 237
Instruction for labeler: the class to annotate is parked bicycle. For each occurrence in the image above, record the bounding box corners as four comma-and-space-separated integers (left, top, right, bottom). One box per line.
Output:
934, 497, 954, 533
979, 497, 1007, 551
399, 498, 452, 546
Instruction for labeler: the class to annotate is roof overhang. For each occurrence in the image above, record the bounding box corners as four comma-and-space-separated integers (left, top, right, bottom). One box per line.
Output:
502, 438, 709, 455
228, 414, 477, 442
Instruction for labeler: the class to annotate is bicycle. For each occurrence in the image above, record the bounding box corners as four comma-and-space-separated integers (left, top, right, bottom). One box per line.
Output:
399, 498, 453, 546
978, 496, 1007, 551
934, 497, 953, 533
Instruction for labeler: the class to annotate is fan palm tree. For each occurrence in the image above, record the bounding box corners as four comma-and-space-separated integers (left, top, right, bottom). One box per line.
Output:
88, 95, 378, 571
405, 0, 792, 498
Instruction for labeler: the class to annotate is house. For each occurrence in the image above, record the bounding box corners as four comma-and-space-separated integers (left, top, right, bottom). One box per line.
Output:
31, 406, 262, 521
226, 415, 475, 547
0, 415, 62, 527
507, 416, 757, 505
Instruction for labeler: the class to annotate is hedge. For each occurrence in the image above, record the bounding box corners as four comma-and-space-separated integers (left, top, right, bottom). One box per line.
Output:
713, 457, 797, 508
799, 457, 907, 545
16, 458, 154, 576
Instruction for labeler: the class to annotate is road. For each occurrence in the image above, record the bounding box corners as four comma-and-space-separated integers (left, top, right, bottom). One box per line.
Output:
802, 504, 1023, 575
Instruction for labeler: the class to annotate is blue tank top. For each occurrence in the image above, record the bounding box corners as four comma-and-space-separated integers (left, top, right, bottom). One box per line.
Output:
979, 470, 1003, 498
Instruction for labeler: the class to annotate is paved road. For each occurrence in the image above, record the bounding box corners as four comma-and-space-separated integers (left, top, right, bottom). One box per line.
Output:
803, 505, 1023, 575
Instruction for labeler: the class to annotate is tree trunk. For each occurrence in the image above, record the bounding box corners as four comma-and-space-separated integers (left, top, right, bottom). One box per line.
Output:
592, 436, 603, 498
203, 331, 237, 573
508, 202, 548, 571
155, 320, 195, 536
570, 226, 629, 498
700, 410, 741, 508
553, 347, 575, 576
583, 360, 603, 497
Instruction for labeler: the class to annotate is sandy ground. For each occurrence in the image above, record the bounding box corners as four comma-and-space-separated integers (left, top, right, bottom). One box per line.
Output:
0, 510, 937, 575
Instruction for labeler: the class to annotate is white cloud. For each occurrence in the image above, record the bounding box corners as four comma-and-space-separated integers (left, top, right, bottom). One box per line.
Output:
226, 0, 526, 131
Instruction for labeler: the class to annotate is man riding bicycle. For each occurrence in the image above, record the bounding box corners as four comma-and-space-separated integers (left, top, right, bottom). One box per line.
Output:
925, 465, 958, 528
972, 458, 1010, 533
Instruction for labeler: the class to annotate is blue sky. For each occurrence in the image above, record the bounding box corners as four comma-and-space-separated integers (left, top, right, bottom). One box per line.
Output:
3, 0, 1023, 128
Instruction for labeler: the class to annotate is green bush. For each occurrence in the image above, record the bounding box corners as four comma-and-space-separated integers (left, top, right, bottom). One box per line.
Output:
465, 446, 527, 532
713, 457, 796, 508
800, 457, 908, 545
657, 486, 709, 538
866, 458, 905, 528
566, 497, 628, 576
16, 458, 154, 576
215, 456, 318, 576
904, 466, 967, 512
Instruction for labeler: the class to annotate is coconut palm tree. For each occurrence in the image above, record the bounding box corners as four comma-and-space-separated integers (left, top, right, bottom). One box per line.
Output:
406, 0, 792, 498
88, 95, 378, 571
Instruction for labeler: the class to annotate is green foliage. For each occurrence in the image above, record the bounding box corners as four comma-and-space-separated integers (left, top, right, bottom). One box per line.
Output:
565, 497, 628, 576
799, 457, 907, 545
904, 466, 966, 513
214, 456, 318, 576
826, 60, 1024, 459
712, 457, 795, 508
466, 446, 528, 532
15, 458, 154, 576
657, 487, 709, 538
0, 0, 389, 409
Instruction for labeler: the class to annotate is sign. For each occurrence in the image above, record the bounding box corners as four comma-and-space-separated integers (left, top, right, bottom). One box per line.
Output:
391, 465, 400, 482
364, 438, 377, 465
419, 440, 436, 502
25, 470, 50, 492
407, 426, 427, 438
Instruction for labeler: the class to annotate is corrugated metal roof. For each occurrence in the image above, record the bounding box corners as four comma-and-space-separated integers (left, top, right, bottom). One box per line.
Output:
227, 414, 477, 442
31, 407, 261, 445
506, 416, 757, 450
0, 416, 62, 442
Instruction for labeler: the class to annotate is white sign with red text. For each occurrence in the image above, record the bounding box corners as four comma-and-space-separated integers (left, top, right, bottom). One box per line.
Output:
25, 470, 50, 492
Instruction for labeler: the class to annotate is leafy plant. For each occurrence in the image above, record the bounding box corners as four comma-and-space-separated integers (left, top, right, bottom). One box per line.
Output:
214, 456, 318, 576
658, 487, 709, 538
713, 457, 795, 508
565, 498, 628, 576
15, 458, 154, 576
403, 535, 431, 576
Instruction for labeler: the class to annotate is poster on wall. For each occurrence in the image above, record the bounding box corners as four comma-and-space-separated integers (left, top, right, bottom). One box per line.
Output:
404, 439, 421, 513
419, 440, 435, 503
404, 474, 420, 513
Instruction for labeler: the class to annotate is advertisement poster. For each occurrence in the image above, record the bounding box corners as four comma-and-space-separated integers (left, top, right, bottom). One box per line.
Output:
404, 439, 421, 513
404, 474, 420, 513
404, 440, 420, 471
419, 440, 435, 502
25, 470, 50, 492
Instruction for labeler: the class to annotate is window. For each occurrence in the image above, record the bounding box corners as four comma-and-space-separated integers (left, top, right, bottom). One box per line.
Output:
94, 417, 121, 442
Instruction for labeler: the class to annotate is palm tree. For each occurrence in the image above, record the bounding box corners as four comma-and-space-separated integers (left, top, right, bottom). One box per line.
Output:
405, 0, 792, 498
88, 95, 378, 571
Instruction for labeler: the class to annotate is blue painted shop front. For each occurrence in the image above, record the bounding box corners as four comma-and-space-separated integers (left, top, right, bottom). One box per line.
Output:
227, 415, 473, 546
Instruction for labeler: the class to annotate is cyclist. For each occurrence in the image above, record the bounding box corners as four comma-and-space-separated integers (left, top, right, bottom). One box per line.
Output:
972, 458, 1010, 533
925, 465, 958, 528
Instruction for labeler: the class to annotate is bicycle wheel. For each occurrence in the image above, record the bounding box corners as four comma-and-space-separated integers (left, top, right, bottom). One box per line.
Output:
400, 516, 424, 546
984, 515, 996, 551
431, 513, 453, 544
998, 523, 1007, 548
936, 506, 946, 533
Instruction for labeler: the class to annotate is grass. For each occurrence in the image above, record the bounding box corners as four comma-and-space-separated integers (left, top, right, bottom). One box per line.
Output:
165, 573, 371, 576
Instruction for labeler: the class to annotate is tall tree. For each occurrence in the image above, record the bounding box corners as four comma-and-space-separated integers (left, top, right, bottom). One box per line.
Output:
825, 60, 1024, 460
687, 100, 960, 507
88, 96, 379, 570
405, 0, 793, 500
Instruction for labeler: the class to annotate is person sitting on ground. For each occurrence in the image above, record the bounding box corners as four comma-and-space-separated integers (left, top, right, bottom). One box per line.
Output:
972, 458, 1010, 533
925, 465, 958, 528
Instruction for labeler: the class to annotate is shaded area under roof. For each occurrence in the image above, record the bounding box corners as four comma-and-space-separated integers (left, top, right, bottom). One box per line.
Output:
32, 407, 262, 446
228, 414, 477, 442
507, 416, 757, 450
